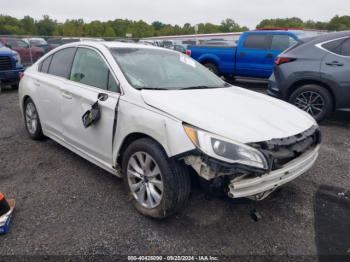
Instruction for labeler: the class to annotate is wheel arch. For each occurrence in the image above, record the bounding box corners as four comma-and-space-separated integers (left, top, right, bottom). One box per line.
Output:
116, 132, 169, 168
22, 95, 32, 113
198, 54, 219, 68
287, 79, 336, 111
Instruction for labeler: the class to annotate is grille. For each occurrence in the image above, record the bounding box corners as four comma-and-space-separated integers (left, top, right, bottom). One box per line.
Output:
250, 126, 321, 171
0, 56, 12, 70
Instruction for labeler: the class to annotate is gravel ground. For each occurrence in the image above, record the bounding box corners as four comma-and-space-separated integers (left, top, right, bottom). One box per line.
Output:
0, 84, 349, 260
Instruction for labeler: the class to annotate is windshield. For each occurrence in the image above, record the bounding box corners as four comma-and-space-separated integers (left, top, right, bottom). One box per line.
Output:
111, 48, 226, 90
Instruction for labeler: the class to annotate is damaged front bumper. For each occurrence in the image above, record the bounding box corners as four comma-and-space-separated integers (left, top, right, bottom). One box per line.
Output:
228, 145, 319, 200
184, 145, 320, 200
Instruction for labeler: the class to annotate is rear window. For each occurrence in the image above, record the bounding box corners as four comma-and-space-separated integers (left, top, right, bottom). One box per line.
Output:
243, 34, 270, 49
322, 38, 345, 54
271, 35, 297, 51
341, 39, 350, 56
48, 47, 76, 78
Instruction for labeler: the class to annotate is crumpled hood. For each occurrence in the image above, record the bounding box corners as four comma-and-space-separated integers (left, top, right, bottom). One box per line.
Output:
141, 87, 316, 143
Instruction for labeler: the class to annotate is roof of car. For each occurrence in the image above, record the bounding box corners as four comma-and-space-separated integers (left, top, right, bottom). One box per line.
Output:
63, 40, 164, 51
312, 30, 350, 42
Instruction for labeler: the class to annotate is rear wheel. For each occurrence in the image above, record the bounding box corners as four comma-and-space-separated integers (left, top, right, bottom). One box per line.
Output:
289, 84, 333, 122
203, 62, 219, 75
122, 138, 191, 219
24, 98, 44, 140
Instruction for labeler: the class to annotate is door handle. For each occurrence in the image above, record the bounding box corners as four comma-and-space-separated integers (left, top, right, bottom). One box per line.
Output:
34, 80, 40, 86
326, 61, 344, 66
62, 91, 72, 100
266, 53, 274, 59
239, 52, 246, 57
98, 93, 108, 101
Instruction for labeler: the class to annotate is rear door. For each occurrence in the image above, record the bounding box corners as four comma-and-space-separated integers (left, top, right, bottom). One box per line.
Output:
266, 34, 298, 75
236, 33, 271, 78
320, 37, 350, 109
61, 47, 121, 166
35, 47, 77, 140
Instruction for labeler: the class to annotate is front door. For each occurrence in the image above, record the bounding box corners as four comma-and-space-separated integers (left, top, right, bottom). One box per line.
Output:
61, 47, 121, 167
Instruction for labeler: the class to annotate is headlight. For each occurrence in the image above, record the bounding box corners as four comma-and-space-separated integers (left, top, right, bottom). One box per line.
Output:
183, 124, 268, 170
12, 52, 21, 67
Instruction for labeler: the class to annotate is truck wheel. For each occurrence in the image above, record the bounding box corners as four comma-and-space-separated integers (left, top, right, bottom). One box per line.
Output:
24, 98, 44, 140
204, 62, 219, 75
289, 84, 333, 122
122, 138, 191, 219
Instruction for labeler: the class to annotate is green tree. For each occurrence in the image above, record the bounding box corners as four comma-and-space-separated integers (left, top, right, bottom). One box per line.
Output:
220, 18, 248, 32
36, 15, 57, 36
327, 15, 350, 31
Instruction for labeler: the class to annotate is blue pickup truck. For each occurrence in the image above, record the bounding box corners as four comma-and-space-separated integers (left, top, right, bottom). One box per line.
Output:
187, 30, 323, 79
0, 43, 24, 89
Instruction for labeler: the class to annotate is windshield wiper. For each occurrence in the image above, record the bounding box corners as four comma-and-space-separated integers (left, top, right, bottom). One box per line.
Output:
136, 87, 168, 90
179, 84, 230, 90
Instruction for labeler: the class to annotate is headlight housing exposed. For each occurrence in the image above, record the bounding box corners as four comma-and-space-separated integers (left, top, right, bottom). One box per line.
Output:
183, 124, 268, 170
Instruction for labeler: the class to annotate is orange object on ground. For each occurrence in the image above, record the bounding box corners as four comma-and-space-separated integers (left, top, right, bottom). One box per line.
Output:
0, 192, 11, 216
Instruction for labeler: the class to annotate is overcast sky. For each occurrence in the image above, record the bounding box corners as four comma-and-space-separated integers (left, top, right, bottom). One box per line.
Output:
1, 0, 349, 28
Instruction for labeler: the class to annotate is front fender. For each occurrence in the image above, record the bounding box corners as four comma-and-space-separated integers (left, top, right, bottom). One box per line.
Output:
112, 100, 195, 167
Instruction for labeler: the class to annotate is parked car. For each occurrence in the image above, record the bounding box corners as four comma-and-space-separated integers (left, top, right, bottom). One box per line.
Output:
19, 42, 321, 218
46, 37, 104, 51
0, 37, 45, 67
268, 31, 350, 122
186, 29, 327, 79
23, 38, 49, 53
0, 42, 24, 88
169, 44, 186, 53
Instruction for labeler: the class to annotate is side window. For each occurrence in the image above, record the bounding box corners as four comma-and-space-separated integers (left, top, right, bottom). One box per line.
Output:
243, 34, 270, 49
70, 48, 117, 91
108, 71, 120, 92
340, 38, 350, 56
322, 38, 346, 55
271, 35, 297, 51
39, 55, 53, 73
17, 40, 29, 48
48, 47, 76, 78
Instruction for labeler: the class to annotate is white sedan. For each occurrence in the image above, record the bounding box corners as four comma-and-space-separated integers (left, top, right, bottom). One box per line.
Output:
19, 41, 321, 218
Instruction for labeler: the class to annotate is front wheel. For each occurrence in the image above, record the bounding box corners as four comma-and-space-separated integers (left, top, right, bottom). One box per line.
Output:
122, 138, 191, 219
289, 84, 333, 122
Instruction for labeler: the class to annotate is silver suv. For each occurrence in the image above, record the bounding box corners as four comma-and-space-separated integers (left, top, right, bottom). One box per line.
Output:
268, 31, 350, 122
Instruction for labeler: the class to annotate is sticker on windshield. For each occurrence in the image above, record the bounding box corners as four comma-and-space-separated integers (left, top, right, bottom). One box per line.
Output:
180, 55, 196, 68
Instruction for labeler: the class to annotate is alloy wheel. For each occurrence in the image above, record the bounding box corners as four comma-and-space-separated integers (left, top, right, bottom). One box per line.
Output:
294, 91, 325, 118
25, 102, 38, 134
127, 152, 163, 209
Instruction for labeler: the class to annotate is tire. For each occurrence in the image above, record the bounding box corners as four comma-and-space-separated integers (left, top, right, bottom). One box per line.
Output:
122, 138, 191, 219
203, 62, 219, 75
23, 98, 44, 140
289, 84, 333, 122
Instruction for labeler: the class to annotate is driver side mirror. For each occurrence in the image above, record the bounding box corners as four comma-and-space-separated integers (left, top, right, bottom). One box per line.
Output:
5, 43, 12, 49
